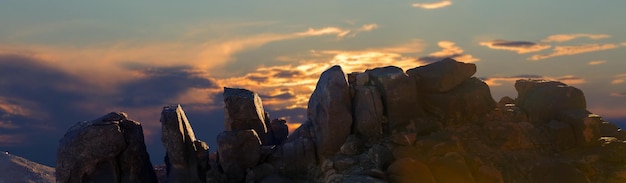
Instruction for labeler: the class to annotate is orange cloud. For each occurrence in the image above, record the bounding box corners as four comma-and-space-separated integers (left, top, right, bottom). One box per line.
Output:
611, 74, 626, 85
541, 33, 611, 43
588, 60, 606, 65
421, 41, 479, 63
412, 0, 452, 9
530, 43, 620, 60
0, 23, 377, 89
479, 40, 551, 54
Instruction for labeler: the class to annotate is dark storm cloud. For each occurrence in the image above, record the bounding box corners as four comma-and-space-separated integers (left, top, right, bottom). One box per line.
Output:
272, 70, 304, 78
0, 54, 98, 166
118, 65, 218, 107
479, 40, 551, 54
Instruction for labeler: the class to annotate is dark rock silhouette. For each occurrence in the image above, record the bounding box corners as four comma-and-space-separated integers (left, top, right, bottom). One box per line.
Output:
161, 105, 208, 183
216, 130, 262, 182
56, 112, 157, 183
223, 87, 269, 144
307, 65, 353, 161
55, 58, 626, 183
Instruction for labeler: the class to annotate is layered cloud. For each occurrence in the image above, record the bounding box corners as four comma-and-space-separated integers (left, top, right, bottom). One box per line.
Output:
611, 74, 626, 85
541, 34, 610, 43
483, 74, 586, 86
480, 33, 623, 60
412, 0, 452, 9
479, 40, 551, 54
530, 43, 620, 60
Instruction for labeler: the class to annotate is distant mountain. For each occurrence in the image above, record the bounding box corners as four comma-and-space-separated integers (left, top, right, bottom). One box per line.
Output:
0, 151, 55, 183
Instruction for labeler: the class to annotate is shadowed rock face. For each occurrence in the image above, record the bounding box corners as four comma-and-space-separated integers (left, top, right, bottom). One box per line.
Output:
223, 87, 269, 144
307, 65, 353, 161
161, 105, 208, 183
55, 58, 626, 183
56, 112, 156, 183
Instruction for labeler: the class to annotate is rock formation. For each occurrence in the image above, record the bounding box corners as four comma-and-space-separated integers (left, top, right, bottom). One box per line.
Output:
56, 112, 157, 183
161, 104, 209, 183
56, 57, 626, 183
1, 151, 55, 183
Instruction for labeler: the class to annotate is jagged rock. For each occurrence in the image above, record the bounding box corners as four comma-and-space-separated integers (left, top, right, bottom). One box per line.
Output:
544, 120, 577, 151
268, 122, 317, 177
339, 135, 363, 156
223, 87, 269, 144
423, 77, 496, 123
406, 57, 476, 93
56, 112, 156, 183
353, 85, 384, 142
557, 111, 604, 147
387, 158, 435, 183
307, 65, 353, 160
245, 163, 275, 183
515, 79, 586, 124
365, 66, 421, 133
368, 145, 394, 170
161, 104, 208, 183
217, 129, 262, 182
269, 118, 288, 145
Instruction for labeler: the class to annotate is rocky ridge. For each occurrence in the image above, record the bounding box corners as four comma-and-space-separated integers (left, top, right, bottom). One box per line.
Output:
56, 58, 626, 183
0, 151, 55, 183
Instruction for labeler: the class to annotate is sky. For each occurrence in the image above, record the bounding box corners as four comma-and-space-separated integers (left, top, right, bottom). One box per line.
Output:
1, 1, 626, 167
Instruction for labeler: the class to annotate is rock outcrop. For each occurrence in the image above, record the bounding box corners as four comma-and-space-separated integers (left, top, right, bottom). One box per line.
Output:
161, 105, 208, 183
56, 112, 157, 183
223, 87, 269, 144
307, 65, 353, 161
1, 152, 55, 183
55, 57, 626, 183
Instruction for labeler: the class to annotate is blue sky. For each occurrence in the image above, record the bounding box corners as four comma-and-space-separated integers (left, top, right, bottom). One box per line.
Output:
1, 1, 625, 166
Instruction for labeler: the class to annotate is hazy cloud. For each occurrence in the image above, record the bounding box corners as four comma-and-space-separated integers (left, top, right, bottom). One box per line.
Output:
588, 60, 607, 65
479, 40, 551, 54
483, 74, 585, 86
412, 0, 452, 9
611, 74, 626, 85
611, 92, 626, 97
530, 43, 620, 60
542, 33, 611, 43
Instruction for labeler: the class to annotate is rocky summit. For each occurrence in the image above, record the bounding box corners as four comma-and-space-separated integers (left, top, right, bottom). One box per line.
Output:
55, 58, 626, 183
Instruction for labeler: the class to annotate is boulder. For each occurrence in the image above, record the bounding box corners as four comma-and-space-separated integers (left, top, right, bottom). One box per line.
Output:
56, 112, 157, 183
406, 57, 476, 93
515, 79, 586, 124
423, 77, 496, 124
161, 105, 208, 183
223, 87, 269, 143
557, 111, 603, 147
353, 85, 384, 142
216, 129, 262, 182
307, 65, 353, 160
365, 66, 421, 133
269, 118, 289, 145
268, 122, 318, 177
